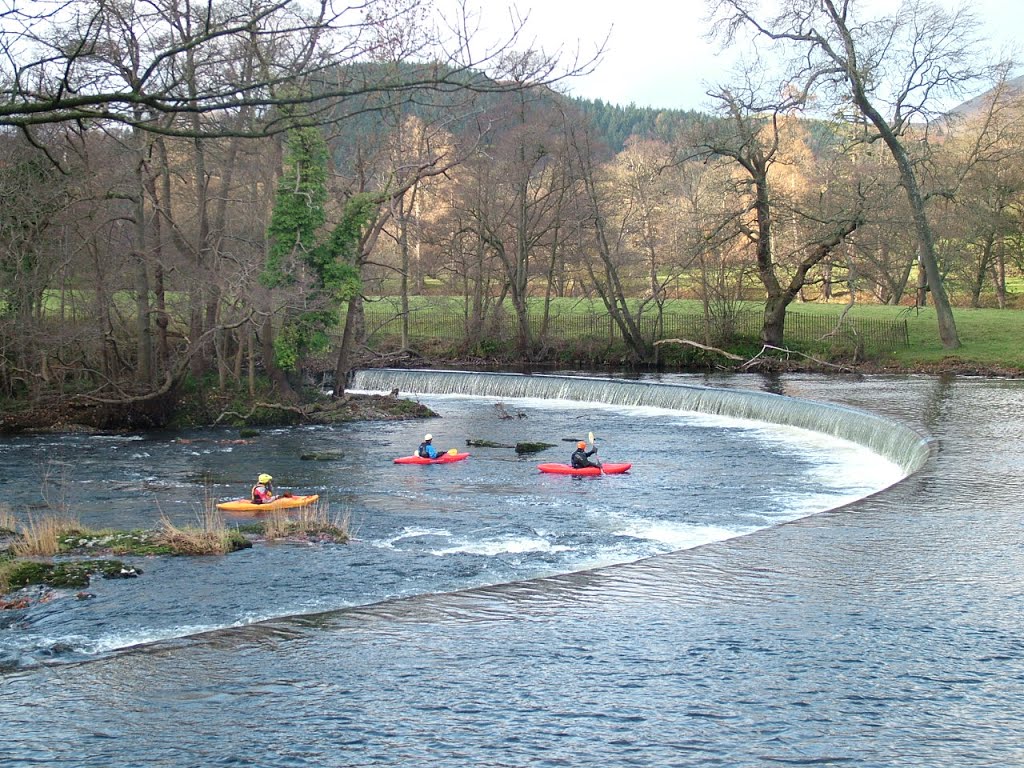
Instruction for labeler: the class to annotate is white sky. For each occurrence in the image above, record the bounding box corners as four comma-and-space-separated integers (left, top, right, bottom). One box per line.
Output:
501, 0, 1023, 111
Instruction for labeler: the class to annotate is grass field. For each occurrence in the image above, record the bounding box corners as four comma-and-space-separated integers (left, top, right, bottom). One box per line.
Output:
751, 301, 1023, 369
12, 290, 1021, 372
875, 306, 1023, 370
364, 296, 1024, 371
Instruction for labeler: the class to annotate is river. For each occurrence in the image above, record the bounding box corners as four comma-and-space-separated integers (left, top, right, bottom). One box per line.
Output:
0, 371, 1021, 767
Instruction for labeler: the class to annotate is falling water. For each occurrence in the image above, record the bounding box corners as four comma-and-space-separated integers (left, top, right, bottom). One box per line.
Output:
352, 368, 932, 473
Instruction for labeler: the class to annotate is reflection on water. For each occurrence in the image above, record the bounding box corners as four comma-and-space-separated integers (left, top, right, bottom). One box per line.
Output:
2, 374, 1024, 768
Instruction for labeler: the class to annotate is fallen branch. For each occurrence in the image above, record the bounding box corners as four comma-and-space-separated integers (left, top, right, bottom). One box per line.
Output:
740, 345, 854, 372
654, 338, 855, 372
653, 338, 745, 360
213, 401, 310, 425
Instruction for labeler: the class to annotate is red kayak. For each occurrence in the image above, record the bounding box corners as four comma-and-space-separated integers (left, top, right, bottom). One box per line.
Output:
537, 462, 632, 476
394, 452, 470, 465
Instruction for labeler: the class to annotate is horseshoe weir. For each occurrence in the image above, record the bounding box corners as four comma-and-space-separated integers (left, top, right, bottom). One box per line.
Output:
353, 368, 933, 474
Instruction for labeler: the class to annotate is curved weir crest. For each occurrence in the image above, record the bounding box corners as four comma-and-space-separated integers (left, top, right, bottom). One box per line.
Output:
353, 369, 933, 474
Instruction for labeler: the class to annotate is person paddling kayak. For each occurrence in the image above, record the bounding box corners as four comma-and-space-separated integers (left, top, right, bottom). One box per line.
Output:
570, 440, 601, 470
251, 473, 275, 504
417, 434, 439, 459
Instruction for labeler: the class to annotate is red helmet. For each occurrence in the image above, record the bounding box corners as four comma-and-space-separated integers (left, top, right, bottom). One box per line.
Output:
577, 441, 587, 449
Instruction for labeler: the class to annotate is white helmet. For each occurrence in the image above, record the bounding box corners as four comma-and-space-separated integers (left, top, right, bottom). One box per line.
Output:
424, 434, 432, 441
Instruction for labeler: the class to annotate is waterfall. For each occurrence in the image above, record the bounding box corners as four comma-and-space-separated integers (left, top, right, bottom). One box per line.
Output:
352, 369, 933, 474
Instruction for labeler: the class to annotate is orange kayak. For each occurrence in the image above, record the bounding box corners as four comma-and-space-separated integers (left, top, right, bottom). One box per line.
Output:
215, 494, 320, 513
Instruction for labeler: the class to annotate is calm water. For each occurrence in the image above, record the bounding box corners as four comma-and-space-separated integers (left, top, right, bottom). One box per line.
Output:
1, 373, 1023, 767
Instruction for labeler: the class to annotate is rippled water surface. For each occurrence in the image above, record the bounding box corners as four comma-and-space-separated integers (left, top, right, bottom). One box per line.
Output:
0, 385, 897, 666
2, 372, 1023, 768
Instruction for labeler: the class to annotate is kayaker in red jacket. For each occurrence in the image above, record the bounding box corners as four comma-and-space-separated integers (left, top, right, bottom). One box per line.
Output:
251, 473, 275, 503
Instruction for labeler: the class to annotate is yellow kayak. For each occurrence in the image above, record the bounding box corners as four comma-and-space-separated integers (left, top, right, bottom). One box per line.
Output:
215, 494, 320, 513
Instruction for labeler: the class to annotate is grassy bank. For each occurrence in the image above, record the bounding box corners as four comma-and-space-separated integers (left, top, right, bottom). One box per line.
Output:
363, 297, 1024, 373
877, 306, 1024, 370
755, 302, 1023, 371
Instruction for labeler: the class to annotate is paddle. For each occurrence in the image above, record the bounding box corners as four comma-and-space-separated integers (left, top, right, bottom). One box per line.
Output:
588, 431, 603, 470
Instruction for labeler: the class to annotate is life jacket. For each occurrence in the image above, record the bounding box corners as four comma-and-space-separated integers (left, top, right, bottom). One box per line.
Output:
570, 448, 595, 468
251, 483, 272, 503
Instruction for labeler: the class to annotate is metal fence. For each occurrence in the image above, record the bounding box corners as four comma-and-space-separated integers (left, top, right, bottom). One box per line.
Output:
363, 305, 909, 353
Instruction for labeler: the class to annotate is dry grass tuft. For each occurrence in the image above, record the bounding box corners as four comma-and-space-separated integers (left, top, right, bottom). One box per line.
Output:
11, 513, 82, 557
0, 504, 17, 534
259, 499, 350, 542
156, 501, 241, 555
260, 511, 292, 540
295, 499, 350, 540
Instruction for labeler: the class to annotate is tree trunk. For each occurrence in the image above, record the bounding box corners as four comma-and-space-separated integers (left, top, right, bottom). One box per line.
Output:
993, 245, 1007, 309
751, 170, 785, 346
889, 252, 911, 305
970, 234, 995, 308
247, 326, 256, 397
333, 296, 364, 398
762, 294, 788, 347
132, 126, 154, 386
144, 170, 171, 375
133, 254, 153, 386
850, 85, 960, 346
398, 197, 411, 351
469, 227, 487, 344
259, 310, 296, 401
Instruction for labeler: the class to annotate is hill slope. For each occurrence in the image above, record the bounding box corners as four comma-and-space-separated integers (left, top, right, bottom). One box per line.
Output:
946, 74, 1024, 118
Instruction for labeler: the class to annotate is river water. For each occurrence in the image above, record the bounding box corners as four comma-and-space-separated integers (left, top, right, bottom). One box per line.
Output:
1, 372, 1022, 767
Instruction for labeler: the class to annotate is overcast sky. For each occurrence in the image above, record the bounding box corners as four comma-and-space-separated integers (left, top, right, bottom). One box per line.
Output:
502, 0, 1023, 111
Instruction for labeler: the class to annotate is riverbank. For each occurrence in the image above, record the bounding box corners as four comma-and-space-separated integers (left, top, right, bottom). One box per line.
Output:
360, 298, 1024, 375
378, 347, 1024, 379
0, 388, 438, 435
4, 354, 1021, 438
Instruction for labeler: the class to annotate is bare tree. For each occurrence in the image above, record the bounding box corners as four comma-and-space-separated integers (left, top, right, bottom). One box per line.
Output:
0, 0, 602, 421
690, 81, 864, 346
440, 143, 510, 348
0, 0, 596, 139
567, 124, 673, 362
611, 137, 677, 305
938, 77, 1024, 307
468, 81, 577, 360
708, 0, 1000, 348
671, 154, 753, 345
